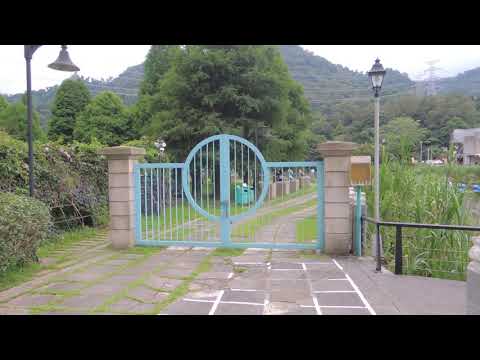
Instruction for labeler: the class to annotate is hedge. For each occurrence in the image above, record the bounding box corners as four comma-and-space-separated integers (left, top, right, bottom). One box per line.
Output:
0, 131, 108, 229
0, 192, 52, 273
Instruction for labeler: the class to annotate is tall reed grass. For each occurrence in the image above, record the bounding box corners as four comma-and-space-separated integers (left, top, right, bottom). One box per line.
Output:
365, 155, 478, 280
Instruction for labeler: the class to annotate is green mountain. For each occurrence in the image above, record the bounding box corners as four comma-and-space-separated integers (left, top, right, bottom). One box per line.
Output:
437, 67, 480, 96
276, 45, 415, 113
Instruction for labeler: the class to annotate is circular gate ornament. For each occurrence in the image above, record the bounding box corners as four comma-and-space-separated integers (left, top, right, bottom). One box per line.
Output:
182, 134, 270, 223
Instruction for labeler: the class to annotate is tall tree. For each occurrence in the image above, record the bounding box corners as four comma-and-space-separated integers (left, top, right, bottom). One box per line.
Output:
142, 45, 311, 162
73, 91, 133, 146
383, 116, 427, 161
0, 96, 8, 112
0, 100, 45, 142
140, 45, 182, 97
48, 79, 91, 143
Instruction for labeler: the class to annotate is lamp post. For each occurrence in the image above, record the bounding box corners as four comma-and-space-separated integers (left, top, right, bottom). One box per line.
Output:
24, 45, 80, 197
368, 58, 386, 264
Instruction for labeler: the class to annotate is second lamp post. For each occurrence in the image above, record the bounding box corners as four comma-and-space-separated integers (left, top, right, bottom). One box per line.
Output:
368, 58, 386, 264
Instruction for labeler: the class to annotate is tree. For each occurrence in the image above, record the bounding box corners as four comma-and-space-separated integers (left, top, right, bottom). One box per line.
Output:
383, 117, 427, 161
140, 45, 182, 97
48, 79, 91, 143
73, 92, 134, 146
142, 45, 311, 162
0, 96, 8, 112
0, 100, 45, 142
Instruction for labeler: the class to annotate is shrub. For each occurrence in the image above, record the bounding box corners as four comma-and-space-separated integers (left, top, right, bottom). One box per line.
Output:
0, 192, 52, 274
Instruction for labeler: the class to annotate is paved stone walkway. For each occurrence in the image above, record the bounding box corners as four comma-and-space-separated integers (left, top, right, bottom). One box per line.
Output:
0, 229, 466, 315
161, 250, 375, 315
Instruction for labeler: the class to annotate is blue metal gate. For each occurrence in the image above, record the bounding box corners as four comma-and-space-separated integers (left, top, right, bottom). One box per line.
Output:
134, 134, 324, 250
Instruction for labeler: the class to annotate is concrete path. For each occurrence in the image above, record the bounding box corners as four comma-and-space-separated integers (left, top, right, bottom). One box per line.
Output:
0, 231, 466, 314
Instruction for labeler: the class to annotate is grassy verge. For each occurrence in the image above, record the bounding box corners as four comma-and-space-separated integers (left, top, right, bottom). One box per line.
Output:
0, 226, 104, 292
295, 215, 317, 243
232, 198, 317, 239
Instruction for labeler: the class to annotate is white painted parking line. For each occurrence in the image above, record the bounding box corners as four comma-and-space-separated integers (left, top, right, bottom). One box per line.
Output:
319, 306, 367, 309
331, 258, 376, 315
314, 291, 356, 293
328, 278, 349, 281
184, 298, 215, 303
332, 259, 344, 271
208, 290, 225, 315
227, 272, 234, 279
271, 269, 303, 271
300, 262, 335, 267
230, 289, 261, 292
221, 301, 264, 306
301, 262, 322, 315
344, 273, 376, 315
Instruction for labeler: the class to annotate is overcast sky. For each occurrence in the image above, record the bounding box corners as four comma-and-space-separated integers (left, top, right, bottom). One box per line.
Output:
1, 45, 480, 95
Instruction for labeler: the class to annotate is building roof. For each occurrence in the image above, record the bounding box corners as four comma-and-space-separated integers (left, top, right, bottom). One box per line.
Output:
451, 128, 480, 143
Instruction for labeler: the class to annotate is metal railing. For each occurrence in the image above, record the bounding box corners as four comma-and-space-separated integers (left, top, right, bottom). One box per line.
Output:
362, 216, 480, 277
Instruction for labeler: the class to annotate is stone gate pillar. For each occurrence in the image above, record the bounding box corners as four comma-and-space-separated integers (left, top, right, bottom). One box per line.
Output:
317, 141, 358, 255
100, 146, 145, 249
467, 236, 480, 314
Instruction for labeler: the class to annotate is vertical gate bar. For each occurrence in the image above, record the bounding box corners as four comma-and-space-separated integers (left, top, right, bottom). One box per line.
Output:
144, 168, 148, 241
169, 168, 173, 240
175, 168, 179, 241
234, 141, 237, 215
162, 168, 166, 241
241, 143, 244, 210
157, 168, 160, 240
134, 165, 142, 244
395, 225, 403, 275
150, 168, 154, 241
317, 162, 325, 251
200, 146, 203, 211
220, 136, 231, 246
213, 140, 216, 216
254, 153, 257, 201
228, 142, 231, 219
354, 185, 362, 256
206, 142, 209, 216
188, 166, 191, 238
247, 146, 250, 188
182, 168, 185, 241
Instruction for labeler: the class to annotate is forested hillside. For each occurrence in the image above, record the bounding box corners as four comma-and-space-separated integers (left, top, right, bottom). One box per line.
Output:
277, 45, 415, 113
437, 67, 480, 96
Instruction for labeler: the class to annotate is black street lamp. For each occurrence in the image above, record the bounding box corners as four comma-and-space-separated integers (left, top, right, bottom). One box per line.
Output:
24, 45, 80, 197
367, 58, 386, 269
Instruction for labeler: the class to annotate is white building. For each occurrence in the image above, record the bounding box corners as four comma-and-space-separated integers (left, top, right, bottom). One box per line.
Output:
451, 128, 480, 165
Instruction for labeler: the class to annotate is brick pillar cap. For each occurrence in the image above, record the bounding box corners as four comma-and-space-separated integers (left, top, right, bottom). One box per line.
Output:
99, 146, 145, 159
317, 141, 359, 157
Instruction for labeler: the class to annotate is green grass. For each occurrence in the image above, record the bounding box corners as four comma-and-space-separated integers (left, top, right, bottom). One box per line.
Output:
0, 226, 103, 292
232, 198, 317, 239
211, 248, 245, 257
295, 215, 317, 243
38, 227, 101, 260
